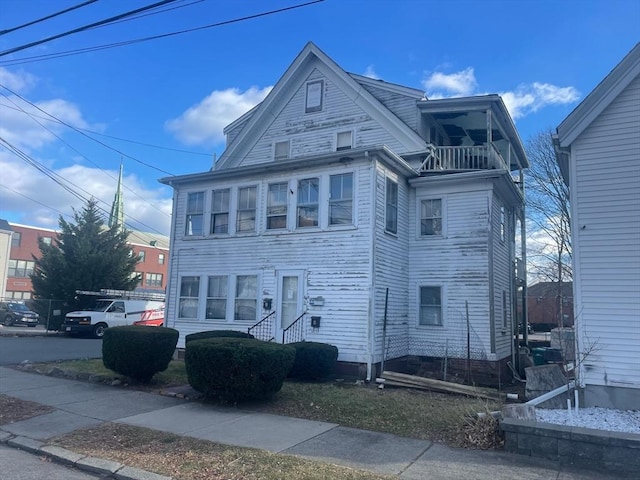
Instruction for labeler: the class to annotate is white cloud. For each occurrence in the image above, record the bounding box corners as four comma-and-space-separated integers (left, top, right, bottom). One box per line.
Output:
0, 155, 172, 235
423, 67, 477, 97
422, 67, 580, 120
364, 65, 379, 80
166, 86, 272, 146
500, 83, 580, 119
0, 95, 93, 151
0, 67, 37, 93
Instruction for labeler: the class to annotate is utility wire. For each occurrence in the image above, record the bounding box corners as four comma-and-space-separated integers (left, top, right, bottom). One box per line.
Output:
0, 0, 99, 36
0, 83, 174, 175
0, 0, 181, 57
0, 0, 325, 65
0, 136, 169, 238
0, 92, 170, 218
0, 100, 211, 157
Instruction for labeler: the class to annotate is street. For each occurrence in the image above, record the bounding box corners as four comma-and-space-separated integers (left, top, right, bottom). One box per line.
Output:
0, 335, 102, 366
0, 445, 101, 480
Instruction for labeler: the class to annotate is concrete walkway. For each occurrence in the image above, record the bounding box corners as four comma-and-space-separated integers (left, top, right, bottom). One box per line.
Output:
0, 366, 619, 479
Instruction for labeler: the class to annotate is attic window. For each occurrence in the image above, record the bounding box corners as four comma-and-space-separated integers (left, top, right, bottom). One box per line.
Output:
336, 131, 352, 151
275, 141, 289, 160
305, 80, 323, 113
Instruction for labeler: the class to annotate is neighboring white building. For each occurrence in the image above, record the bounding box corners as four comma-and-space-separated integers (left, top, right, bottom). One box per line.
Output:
161, 42, 528, 382
555, 42, 640, 409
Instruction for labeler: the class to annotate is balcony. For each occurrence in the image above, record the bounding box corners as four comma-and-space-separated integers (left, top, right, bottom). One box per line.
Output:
418, 143, 509, 174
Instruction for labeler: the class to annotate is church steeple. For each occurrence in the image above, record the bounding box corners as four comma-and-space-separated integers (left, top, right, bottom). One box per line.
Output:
108, 162, 125, 232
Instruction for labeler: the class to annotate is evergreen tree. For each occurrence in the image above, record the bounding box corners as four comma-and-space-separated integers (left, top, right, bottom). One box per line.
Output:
31, 198, 140, 310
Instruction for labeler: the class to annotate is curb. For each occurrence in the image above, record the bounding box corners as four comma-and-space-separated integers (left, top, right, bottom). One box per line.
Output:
0, 429, 173, 480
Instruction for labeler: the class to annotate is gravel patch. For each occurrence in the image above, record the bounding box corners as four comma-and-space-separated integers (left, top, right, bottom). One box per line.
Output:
536, 406, 640, 434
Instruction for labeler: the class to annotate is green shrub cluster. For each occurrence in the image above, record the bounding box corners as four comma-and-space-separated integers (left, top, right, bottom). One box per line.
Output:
186, 338, 295, 402
185, 329, 254, 344
102, 326, 179, 382
287, 341, 338, 380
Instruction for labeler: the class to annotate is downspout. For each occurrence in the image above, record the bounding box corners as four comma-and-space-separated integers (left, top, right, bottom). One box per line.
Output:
488, 193, 496, 354
366, 152, 376, 381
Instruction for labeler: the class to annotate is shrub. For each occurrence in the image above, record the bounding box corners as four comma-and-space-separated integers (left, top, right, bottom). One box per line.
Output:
186, 338, 295, 402
185, 329, 254, 344
287, 341, 338, 380
102, 326, 179, 383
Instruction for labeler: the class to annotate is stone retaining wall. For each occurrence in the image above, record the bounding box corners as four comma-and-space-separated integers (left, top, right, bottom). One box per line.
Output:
501, 418, 640, 476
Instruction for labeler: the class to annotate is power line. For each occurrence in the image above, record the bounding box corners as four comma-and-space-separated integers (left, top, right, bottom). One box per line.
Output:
0, 0, 181, 58
0, 92, 170, 218
0, 0, 325, 66
0, 83, 175, 175
0, 100, 211, 157
0, 1, 99, 36
0, 136, 169, 238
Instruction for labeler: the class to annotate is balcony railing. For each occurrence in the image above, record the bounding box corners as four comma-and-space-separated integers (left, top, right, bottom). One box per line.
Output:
419, 144, 508, 173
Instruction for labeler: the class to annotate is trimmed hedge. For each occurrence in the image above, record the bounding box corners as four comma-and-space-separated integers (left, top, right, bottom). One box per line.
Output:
287, 341, 339, 380
185, 329, 254, 344
102, 326, 179, 383
186, 338, 295, 402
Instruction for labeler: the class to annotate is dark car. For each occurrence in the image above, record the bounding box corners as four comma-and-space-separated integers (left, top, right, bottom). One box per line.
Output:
0, 301, 39, 327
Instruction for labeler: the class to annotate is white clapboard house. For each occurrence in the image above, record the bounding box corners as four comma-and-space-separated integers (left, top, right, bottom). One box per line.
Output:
554, 42, 640, 409
161, 42, 528, 381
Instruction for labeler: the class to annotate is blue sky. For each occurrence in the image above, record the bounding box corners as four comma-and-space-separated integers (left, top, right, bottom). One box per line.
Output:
0, 0, 638, 237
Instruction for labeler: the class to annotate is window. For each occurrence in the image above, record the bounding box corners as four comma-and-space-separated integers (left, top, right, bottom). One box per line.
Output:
158, 253, 165, 265
420, 199, 442, 236
500, 206, 506, 242
8, 291, 30, 300
138, 251, 145, 262
179, 276, 200, 319
386, 178, 398, 234
305, 80, 323, 113
206, 275, 227, 320
237, 186, 257, 232
185, 192, 204, 235
336, 131, 352, 151
297, 178, 319, 227
275, 141, 290, 160
502, 290, 508, 328
130, 272, 142, 286
41, 236, 52, 246
235, 275, 257, 321
11, 232, 21, 247
267, 182, 288, 229
419, 286, 442, 326
146, 273, 163, 288
8, 260, 34, 277
329, 173, 353, 225
211, 188, 230, 234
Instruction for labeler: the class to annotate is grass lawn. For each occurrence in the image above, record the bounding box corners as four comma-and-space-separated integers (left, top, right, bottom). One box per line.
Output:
4, 359, 504, 479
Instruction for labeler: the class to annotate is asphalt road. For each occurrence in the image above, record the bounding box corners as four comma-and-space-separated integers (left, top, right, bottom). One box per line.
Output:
0, 445, 101, 480
0, 335, 102, 365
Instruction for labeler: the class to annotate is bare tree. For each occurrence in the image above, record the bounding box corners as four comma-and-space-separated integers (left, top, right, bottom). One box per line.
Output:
525, 129, 572, 285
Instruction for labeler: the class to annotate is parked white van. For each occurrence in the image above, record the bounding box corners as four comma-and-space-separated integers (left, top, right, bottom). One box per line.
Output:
62, 299, 164, 338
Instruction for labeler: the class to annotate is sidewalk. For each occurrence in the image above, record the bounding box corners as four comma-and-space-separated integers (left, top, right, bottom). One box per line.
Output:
0, 366, 617, 480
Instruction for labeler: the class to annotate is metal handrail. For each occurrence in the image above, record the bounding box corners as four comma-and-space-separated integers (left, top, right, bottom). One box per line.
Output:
248, 311, 275, 340
282, 312, 305, 344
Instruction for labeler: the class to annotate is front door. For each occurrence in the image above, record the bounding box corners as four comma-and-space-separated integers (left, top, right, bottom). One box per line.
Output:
276, 271, 304, 343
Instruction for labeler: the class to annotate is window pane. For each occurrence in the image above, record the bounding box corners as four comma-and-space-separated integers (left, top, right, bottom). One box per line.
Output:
420, 199, 442, 236
180, 276, 200, 297
386, 179, 398, 234
235, 275, 257, 321
267, 183, 288, 230
275, 141, 289, 160
337, 131, 352, 151
305, 80, 323, 113
297, 178, 319, 227
158, 254, 165, 265
329, 173, 353, 225
11, 232, 21, 247
206, 275, 227, 320
237, 187, 257, 232
419, 286, 442, 325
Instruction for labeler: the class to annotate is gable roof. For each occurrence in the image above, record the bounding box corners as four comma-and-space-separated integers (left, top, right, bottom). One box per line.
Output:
214, 42, 426, 170
556, 42, 640, 148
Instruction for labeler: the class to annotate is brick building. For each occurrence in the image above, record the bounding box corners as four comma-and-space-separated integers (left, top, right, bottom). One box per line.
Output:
2, 222, 169, 300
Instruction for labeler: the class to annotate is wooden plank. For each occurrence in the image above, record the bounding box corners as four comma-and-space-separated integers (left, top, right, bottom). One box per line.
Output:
381, 371, 505, 401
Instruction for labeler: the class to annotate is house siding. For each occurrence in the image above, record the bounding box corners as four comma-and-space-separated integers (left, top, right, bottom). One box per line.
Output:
239, 67, 413, 167
571, 74, 640, 392
407, 182, 493, 361
166, 160, 375, 363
